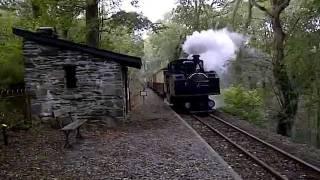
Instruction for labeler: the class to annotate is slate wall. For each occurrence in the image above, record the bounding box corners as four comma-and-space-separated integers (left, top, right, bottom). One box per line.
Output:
23, 40, 126, 125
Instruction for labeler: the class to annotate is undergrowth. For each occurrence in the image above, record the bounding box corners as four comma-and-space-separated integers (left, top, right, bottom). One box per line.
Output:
0, 98, 33, 130
222, 85, 265, 126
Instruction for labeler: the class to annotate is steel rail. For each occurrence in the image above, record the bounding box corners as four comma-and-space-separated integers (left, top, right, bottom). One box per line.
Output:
192, 115, 288, 180
209, 114, 320, 174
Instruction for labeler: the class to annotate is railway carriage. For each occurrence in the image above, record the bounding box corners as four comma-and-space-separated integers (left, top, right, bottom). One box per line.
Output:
148, 69, 166, 97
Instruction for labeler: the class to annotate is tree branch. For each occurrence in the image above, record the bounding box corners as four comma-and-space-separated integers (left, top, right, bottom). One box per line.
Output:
244, 0, 253, 31
287, 16, 301, 36
278, 0, 291, 13
231, 0, 242, 29
251, 0, 273, 17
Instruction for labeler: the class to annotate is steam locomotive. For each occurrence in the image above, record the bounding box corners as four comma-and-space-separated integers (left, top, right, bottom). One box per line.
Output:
149, 55, 220, 112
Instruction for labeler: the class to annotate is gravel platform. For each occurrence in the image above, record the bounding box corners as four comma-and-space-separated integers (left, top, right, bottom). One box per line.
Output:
0, 89, 239, 179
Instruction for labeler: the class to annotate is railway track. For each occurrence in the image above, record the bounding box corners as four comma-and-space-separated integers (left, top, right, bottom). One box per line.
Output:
181, 113, 320, 180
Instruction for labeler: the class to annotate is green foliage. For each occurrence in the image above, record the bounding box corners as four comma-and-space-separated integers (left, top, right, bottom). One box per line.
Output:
222, 86, 264, 124
173, 0, 230, 31
108, 11, 153, 33
144, 22, 187, 74
0, 10, 24, 88
100, 26, 144, 57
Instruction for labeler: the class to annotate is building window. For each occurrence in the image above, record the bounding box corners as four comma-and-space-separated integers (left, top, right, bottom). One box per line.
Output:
64, 65, 77, 88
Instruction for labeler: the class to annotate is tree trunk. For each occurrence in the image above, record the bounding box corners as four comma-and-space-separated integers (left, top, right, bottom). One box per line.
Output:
234, 49, 243, 85
174, 35, 184, 60
62, 29, 69, 39
271, 9, 298, 137
86, 0, 99, 47
231, 0, 242, 29
193, 0, 200, 31
244, 0, 253, 31
31, 0, 41, 18
252, 0, 297, 136
316, 70, 320, 147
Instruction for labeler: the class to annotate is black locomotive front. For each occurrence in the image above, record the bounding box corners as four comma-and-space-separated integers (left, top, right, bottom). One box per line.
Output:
164, 55, 220, 112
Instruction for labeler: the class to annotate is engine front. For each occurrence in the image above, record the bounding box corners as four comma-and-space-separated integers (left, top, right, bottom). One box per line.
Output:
164, 55, 220, 112
166, 55, 220, 97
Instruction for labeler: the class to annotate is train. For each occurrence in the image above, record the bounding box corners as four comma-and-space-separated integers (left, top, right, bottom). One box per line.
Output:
148, 55, 220, 112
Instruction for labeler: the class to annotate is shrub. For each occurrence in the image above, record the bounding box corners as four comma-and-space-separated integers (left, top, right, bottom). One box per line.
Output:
222, 85, 264, 124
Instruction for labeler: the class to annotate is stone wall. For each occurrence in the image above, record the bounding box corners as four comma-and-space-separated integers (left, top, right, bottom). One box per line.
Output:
23, 40, 126, 125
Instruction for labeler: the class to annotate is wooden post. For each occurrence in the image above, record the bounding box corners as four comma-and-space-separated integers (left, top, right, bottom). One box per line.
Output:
25, 93, 32, 126
24, 93, 28, 124
143, 95, 145, 104
2, 124, 8, 146
140, 88, 147, 105
129, 90, 131, 111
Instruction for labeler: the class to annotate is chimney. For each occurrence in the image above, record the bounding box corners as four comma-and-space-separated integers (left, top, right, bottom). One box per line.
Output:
192, 54, 200, 61
192, 54, 204, 71
36, 27, 58, 38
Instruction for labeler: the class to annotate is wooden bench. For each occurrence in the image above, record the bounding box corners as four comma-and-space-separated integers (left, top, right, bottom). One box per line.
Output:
52, 111, 87, 148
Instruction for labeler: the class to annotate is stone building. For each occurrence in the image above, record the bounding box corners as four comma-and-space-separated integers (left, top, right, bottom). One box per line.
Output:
13, 28, 141, 125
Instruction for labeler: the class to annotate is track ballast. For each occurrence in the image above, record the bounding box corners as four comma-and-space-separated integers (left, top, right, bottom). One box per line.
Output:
179, 113, 320, 180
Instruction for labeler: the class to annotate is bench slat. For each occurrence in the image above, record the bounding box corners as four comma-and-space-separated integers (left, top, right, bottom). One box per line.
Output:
61, 119, 87, 131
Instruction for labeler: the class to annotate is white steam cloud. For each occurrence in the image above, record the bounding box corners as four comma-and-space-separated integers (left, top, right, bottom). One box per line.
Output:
182, 28, 248, 73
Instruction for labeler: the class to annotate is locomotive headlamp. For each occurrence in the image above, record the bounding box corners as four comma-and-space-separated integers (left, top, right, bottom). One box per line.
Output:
208, 100, 215, 108
185, 102, 191, 109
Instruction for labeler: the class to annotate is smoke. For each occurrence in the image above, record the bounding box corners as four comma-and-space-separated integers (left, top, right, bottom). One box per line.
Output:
182, 28, 248, 73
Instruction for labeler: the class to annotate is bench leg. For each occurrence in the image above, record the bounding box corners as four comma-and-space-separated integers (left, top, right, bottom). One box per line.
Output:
76, 127, 83, 139
63, 131, 71, 148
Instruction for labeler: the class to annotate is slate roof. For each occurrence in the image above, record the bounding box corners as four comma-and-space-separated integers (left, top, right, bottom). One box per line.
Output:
13, 28, 142, 69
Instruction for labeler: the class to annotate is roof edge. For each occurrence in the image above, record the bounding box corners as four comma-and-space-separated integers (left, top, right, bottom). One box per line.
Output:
13, 28, 142, 69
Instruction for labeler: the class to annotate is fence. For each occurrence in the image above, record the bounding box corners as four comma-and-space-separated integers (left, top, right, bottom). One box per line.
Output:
0, 88, 32, 128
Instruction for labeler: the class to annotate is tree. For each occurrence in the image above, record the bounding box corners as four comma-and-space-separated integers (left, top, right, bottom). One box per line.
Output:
250, 0, 298, 136
107, 11, 152, 32
173, 0, 230, 31
144, 22, 187, 74
284, 0, 320, 145
85, 0, 140, 47
0, 10, 23, 88
86, 0, 99, 47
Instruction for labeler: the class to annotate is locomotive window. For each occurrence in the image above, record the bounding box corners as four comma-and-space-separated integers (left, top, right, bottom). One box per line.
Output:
169, 61, 196, 74
171, 65, 175, 71
64, 65, 77, 88
182, 61, 195, 73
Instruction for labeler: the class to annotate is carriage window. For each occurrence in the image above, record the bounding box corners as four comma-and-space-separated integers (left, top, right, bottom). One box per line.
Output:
64, 65, 77, 88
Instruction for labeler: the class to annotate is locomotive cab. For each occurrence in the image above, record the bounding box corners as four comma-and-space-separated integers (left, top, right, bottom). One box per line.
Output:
164, 55, 220, 112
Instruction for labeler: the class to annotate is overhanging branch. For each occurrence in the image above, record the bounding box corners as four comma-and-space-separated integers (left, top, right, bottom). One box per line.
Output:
278, 0, 291, 13
251, 0, 273, 17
